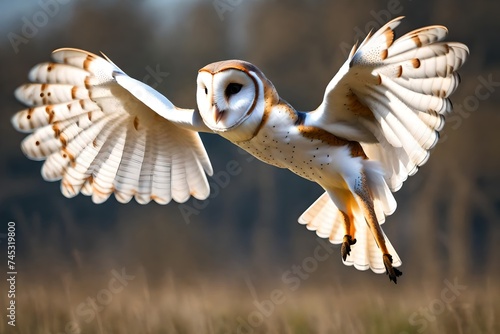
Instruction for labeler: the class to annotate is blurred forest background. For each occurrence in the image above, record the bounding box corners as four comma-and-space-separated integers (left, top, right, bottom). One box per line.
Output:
0, 0, 499, 333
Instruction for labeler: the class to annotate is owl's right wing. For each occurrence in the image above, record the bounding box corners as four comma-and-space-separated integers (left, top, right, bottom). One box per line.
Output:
12, 48, 213, 205
308, 17, 469, 191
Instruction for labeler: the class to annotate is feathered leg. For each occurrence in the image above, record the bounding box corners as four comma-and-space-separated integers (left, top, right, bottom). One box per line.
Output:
354, 172, 402, 283
328, 188, 358, 261
340, 210, 357, 261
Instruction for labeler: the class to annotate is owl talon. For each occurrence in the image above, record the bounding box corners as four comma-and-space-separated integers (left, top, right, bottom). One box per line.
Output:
341, 235, 356, 261
383, 253, 402, 284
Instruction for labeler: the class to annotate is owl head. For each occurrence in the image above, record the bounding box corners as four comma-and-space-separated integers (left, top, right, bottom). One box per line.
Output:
196, 60, 278, 142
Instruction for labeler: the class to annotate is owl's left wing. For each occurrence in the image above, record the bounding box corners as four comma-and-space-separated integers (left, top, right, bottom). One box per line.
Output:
307, 17, 468, 191
12, 48, 213, 205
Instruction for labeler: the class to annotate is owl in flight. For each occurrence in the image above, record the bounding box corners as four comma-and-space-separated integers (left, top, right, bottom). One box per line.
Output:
12, 17, 468, 283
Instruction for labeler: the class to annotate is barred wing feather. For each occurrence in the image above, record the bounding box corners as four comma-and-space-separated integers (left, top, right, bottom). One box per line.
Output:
311, 16, 469, 191
12, 48, 213, 205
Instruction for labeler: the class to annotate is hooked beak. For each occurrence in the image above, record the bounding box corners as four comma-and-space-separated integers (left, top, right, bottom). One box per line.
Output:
213, 105, 224, 124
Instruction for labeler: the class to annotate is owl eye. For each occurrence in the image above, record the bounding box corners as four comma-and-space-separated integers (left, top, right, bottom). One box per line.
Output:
204, 87, 208, 95
225, 83, 243, 98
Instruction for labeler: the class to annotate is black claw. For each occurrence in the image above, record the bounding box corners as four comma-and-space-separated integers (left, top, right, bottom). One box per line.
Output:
341, 243, 350, 261
341, 235, 356, 261
383, 253, 403, 284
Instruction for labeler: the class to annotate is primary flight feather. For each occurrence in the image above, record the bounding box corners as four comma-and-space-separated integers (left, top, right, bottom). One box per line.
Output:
12, 17, 469, 283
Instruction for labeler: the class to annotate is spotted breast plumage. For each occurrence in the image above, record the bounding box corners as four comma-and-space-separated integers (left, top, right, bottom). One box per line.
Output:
11, 17, 469, 283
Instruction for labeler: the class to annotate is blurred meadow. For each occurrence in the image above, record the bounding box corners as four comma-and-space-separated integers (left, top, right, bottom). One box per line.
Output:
0, 0, 499, 333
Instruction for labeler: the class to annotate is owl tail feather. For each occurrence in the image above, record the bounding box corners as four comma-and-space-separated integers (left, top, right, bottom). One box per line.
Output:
298, 168, 401, 275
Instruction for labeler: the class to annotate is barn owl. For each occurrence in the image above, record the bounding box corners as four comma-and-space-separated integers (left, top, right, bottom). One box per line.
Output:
12, 17, 468, 283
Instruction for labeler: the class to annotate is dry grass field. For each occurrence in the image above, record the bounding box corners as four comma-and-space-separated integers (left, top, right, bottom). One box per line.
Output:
2, 272, 498, 334
1, 209, 498, 334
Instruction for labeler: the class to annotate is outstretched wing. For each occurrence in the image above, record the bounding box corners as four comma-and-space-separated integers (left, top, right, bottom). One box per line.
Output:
307, 16, 469, 191
12, 48, 213, 205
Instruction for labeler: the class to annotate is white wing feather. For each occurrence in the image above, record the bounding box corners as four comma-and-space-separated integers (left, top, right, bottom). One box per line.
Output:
308, 16, 469, 191
12, 48, 213, 204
